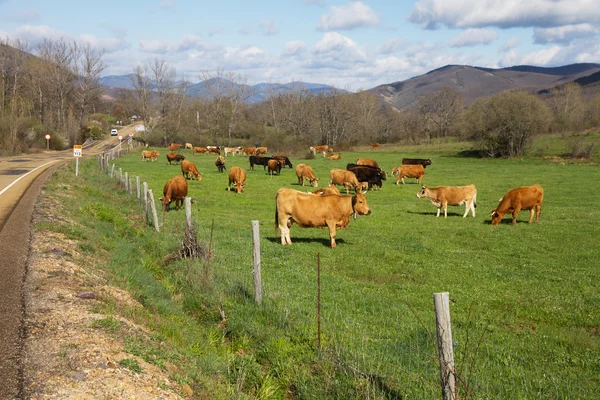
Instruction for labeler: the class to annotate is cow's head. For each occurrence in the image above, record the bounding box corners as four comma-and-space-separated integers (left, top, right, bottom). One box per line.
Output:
310, 178, 319, 187
235, 181, 245, 193
160, 196, 172, 211
416, 186, 429, 198
285, 158, 293, 168
490, 210, 503, 225
352, 193, 371, 219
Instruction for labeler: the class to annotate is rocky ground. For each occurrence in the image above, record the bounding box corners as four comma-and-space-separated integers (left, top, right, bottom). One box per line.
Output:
21, 192, 190, 399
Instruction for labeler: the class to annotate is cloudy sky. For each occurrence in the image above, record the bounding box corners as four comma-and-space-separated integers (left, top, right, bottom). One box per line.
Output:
1, 0, 599, 91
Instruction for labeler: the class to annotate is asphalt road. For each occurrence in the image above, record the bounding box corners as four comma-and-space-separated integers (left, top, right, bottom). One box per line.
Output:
0, 134, 125, 399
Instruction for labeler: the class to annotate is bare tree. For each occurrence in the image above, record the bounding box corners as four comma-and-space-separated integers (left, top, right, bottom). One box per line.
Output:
72, 42, 105, 125
549, 82, 584, 131
275, 83, 314, 143
131, 64, 153, 139
314, 90, 353, 146
417, 86, 464, 142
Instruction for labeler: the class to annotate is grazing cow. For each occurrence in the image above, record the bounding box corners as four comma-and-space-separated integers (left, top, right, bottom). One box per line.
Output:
207, 146, 221, 155
328, 153, 342, 160
296, 164, 319, 187
215, 155, 226, 172
392, 164, 425, 185
267, 159, 283, 176
193, 146, 208, 155
309, 145, 328, 155
275, 188, 371, 248
141, 150, 159, 162
255, 146, 268, 155
402, 158, 432, 168
346, 164, 386, 191
185, 143, 193, 150
167, 152, 186, 165
224, 147, 239, 156
356, 158, 379, 168
168, 143, 182, 152
181, 160, 202, 181
312, 185, 340, 195
271, 154, 293, 168
228, 166, 246, 193
416, 185, 477, 218
242, 147, 257, 156
249, 155, 273, 170
160, 175, 188, 211
329, 168, 361, 194
371, 143, 379, 149
490, 184, 544, 226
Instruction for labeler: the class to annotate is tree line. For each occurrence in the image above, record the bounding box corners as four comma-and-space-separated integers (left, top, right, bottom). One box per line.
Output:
1, 38, 599, 157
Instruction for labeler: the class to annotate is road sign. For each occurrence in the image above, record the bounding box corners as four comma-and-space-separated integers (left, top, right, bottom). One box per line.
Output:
73, 145, 83, 157
44, 134, 51, 140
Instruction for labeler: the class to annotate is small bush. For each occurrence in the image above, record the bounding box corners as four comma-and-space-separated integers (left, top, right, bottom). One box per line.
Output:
568, 139, 596, 159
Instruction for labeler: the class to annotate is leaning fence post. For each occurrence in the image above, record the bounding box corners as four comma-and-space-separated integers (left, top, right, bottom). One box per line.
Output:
251, 220, 262, 305
185, 197, 193, 231
147, 189, 160, 232
434, 292, 456, 400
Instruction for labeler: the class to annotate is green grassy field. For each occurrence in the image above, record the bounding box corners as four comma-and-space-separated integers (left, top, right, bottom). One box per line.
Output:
41, 134, 600, 398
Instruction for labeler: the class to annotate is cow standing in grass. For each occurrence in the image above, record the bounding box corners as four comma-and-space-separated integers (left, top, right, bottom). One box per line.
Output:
161, 176, 188, 211
491, 184, 544, 225
416, 185, 477, 218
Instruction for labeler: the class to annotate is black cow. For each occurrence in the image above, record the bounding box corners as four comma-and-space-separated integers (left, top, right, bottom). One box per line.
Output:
401, 158, 432, 168
167, 153, 185, 165
347, 163, 387, 191
271, 155, 293, 169
249, 156, 273, 170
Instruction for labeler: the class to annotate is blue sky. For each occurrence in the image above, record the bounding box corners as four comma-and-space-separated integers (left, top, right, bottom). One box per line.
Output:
1, 0, 599, 91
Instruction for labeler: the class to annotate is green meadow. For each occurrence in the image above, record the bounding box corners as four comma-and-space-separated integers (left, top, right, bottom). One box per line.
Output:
39, 134, 600, 398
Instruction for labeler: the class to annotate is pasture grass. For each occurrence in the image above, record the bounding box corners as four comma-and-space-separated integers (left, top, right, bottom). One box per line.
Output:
37, 133, 600, 398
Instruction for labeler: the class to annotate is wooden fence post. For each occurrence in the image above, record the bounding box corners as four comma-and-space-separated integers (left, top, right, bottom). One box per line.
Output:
129, 177, 133, 196
136, 176, 141, 200
185, 197, 193, 231
434, 292, 456, 400
119, 168, 122, 186
124, 172, 129, 191
110, 164, 115, 178
147, 189, 160, 232
251, 220, 262, 305
143, 182, 149, 221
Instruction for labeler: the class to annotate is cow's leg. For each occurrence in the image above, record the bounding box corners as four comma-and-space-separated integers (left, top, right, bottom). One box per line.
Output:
327, 222, 337, 248
463, 201, 470, 218
443, 202, 448, 218
528, 208, 535, 224
436, 207, 441, 217
512, 206, 521, 225
535, 204, 541, 223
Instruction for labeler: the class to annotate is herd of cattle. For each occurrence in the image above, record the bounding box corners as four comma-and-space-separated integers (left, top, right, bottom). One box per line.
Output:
143, 143, 544, 248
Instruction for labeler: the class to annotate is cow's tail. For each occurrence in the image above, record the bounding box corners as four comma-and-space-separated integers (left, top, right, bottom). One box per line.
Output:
274, 195, 279, 236
473, 192, 477, 208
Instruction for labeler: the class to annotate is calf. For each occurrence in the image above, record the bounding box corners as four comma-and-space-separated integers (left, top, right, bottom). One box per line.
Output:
207, 146, 221, 155
296, 164, 319, 187
275, 188, 371, 248
193, 146, 207, 155
228, 166, 246, 193
416, 185, 477, 218
215, 156, 226, 172
167, 152, 185, 165
255, 146, 268, 155
271, 154, 293, 168
402, 158, 432, 168
392, 164, 425, 185
267, 159, 283, 176
309, 145, 328, 155
181, 160, 202, 180
242, 147, 257, 156
328, 153, 341, 160
141, 150, 159, 162
160, 175, 188, 211
329, 168, 361, 194
346, 164, 386, 191
491, 184, 544, 225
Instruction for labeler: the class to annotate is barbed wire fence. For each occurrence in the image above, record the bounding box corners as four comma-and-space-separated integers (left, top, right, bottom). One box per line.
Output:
95, 148, 598, 399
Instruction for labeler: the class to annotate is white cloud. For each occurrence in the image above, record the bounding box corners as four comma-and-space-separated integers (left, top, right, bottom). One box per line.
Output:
139, 39, 170, 53
502, 37, 520, 52
223, 46, 268, 69
409, 0, 600, 30
317, 1, 380, 31
12, 25, 69, 44
79, 34, 129, 53
534, 24, 598, 44
309, 32, 368, 69
519, 45, 562, 65
283, 40, 306, 56
499, 49, 521, 67
449, 28, 498, 47
139, 35, 219, 54
378, 38, 407, 55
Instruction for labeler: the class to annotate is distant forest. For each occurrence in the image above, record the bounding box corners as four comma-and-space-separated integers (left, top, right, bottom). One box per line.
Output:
1, 38, 599, 157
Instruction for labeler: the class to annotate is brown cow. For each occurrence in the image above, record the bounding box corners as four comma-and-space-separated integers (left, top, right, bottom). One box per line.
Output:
417, 185, 477, 218
242, 147, 257, 156
371, 143, 379, 149
328, 153, 342, 160
255, 146, 268, 155
392, 164, 425, 185
329, 168, 361, 194
160, 175, 188, 211
267, 159, 282, 176
215, 155, 226, 172
356, 158, 379, 168
207, 146, 221, 155
228, 166, 246, 193
312, 185, 340, 195
296, 164, 319, 187
490, 184, 544, 226
309, 145, 328, 155
141, 150, 159, 162
275, 188, 371, 248
193, 146, 208, 155
168, 143, 182, 152
167, 152, 185, 165
181, 160, 202, 181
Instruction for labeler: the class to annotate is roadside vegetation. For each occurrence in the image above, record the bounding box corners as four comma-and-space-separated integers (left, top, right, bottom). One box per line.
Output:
34, 131, 600, 398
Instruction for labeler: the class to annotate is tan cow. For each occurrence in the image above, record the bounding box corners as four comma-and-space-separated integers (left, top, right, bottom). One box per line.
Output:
242, 147, 257, 156
417, 185, 477, 218
168, 143, 182, 152
255, 146, 268, 155
329, 168, 361, 194
181, 160, 202, 181
275, 188, 371, 248
141, 150, 159, 162
295, 164, 319, 187
356, 158, 379, 168
312, 185, 340, 195
160, 175, 188, 211
491, 184, 544, 225
185, 142, 193, 150
328, 153, 342, 160
228, 166, 246, 193
223, 147, 239, 156
309, 145, 328, 155
193, 146, 207, 155
392, 164, 425, 185
267, 159, 282, 176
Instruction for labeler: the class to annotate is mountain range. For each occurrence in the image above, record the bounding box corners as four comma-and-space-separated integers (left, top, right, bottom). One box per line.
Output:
99, 62, 600, 110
